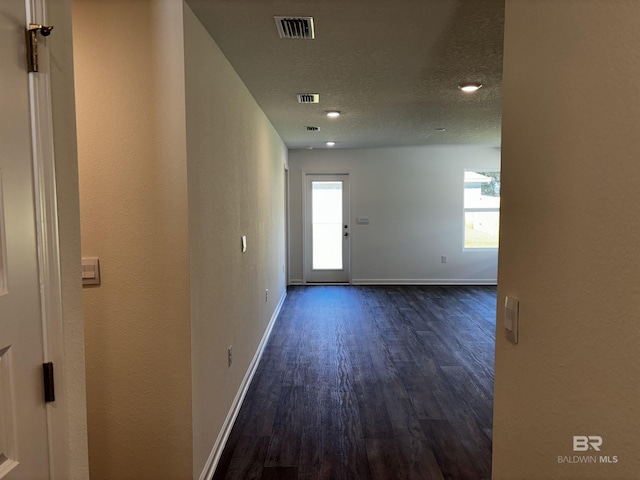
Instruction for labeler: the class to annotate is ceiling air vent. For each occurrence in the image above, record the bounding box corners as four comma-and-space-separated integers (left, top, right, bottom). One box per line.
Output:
305, 126, 320, 132
297, 93, 319, 104
275, 16, 315, 39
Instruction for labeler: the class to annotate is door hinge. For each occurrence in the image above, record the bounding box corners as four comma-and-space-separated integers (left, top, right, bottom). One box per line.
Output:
43, 362, 55, 403
26, 24, 54, 73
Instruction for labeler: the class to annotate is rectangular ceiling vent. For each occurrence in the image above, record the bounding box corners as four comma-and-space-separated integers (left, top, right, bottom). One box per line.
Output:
275, 16, 315, 40
297, 93, 319, 104
305, 126, 320, 132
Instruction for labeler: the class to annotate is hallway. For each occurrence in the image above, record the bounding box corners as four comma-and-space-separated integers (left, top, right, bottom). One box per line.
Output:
214, 286, 496, 480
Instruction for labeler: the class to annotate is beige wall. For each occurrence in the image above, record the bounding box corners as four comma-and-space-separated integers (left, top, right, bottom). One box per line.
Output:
49, 0, 90, 477
493, 2, 639, 479
183, 4, 288, 475
73, 1, 192, 478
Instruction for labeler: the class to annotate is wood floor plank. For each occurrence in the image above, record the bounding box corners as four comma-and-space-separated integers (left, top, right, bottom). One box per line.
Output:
214, 285, 495, 480
354, 380, 395, 439
422, 418, 492, 480
365, 438, 410, 480
395, 435, 446, 480
260, 467, 298, 480
264, 386, 304, 468
223, 436, 270, 480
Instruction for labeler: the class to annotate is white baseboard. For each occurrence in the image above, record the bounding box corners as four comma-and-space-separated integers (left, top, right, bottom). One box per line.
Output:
351, 278, 497, 286
198, 290, 287, 480
290, 279, 496, 286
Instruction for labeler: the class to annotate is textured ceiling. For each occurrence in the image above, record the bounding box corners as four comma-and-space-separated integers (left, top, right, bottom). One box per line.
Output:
185, 0, 505, 149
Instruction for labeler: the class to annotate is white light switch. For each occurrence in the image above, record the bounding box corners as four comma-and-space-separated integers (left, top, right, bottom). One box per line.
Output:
504, 296, 519, 344
82, 257, 100, 286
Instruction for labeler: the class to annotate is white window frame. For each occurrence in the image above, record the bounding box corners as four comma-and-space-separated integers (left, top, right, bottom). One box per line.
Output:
463, 170, 500, 251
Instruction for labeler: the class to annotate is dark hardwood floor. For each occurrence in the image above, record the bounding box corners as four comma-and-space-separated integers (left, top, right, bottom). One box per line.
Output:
214, 285, 496, 480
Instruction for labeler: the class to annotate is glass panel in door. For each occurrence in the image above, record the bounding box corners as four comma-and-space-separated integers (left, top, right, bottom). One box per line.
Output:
312, 181, 343, 270
305, 174, 350, 283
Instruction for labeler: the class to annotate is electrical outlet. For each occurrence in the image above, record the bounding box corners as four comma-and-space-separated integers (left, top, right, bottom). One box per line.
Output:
228, 346, 233, 367
265, 289, 269, 302
441, 255, 447, 264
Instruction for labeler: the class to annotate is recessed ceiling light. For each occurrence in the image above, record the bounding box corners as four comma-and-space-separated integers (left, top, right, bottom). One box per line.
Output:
458, 83, 483, 93
326, 111, 340, 118
326, 141, 336, 147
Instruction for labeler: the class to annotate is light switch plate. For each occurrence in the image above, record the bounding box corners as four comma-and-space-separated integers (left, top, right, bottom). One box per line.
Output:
82, 257, 100, 286
504, 296, 519, 344
241, 235, 247, 253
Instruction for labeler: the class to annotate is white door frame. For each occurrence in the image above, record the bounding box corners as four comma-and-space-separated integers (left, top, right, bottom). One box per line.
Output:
284, 164, 290, 285
26, 0, 69, 478
303, 173, 351, 284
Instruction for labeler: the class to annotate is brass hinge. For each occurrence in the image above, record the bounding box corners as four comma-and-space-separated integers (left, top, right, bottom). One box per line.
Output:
43, 362, 55, 403
26, 24, 53, 73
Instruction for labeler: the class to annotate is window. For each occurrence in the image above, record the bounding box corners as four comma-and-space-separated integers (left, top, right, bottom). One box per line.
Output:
464, 170, 500, 249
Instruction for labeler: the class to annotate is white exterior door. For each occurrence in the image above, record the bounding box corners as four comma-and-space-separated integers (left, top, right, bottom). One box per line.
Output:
304, 174, 350, 283
0, 1, 51, 478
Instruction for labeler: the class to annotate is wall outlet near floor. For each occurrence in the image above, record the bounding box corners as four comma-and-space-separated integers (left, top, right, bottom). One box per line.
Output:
441, 255, 447, 264
228, 346, 233, 367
